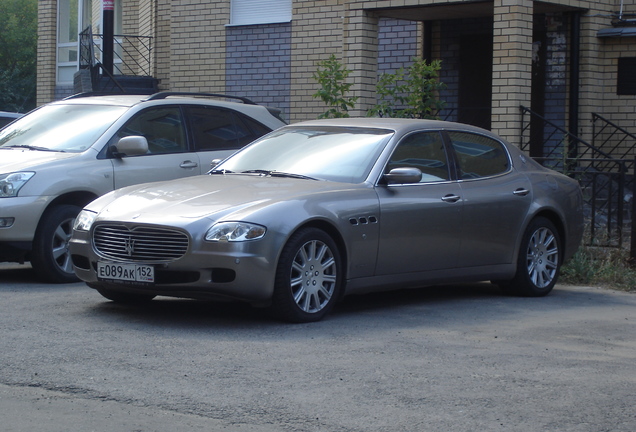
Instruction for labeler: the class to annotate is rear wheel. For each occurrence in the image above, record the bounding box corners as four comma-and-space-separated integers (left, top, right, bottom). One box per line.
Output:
270, 228, 343, 323
498, 217, 561, 296
31, 204, 81, 283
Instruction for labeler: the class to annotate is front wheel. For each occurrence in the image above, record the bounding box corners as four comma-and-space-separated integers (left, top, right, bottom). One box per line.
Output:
31, 204, 82, 283
270, 228, 343, 323
497, 217, 561, 297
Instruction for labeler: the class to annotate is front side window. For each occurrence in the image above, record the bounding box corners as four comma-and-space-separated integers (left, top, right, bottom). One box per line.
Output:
448, 131, 510, 179
386, 132, 449, 182
111, 107, 187, 155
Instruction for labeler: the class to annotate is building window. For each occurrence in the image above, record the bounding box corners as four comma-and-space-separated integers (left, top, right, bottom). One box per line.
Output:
617, 57, 636, 95
230, 0, 291, 26
57, 0, 79, 84
57, 0, 122, 85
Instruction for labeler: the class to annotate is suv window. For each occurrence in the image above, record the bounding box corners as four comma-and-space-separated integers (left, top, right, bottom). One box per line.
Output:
386, 131, 449, 182
111, 106, 187, 155
186, 106, 269, 151
0, 105, 127, 152
447, 131, 510, 179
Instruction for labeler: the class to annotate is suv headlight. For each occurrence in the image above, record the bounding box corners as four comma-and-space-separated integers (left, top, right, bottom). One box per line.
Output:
205, 222, 266, 242
0, 172, 35, 198
73, 210, 97, 232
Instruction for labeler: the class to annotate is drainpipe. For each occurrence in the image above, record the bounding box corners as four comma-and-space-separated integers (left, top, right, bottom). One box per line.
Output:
102, 0, 115, 75
569, 11, 581, 158
423, 21, 433, 62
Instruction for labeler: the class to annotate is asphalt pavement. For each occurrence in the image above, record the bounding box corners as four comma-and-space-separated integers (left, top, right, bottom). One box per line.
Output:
1, 262, 635, 431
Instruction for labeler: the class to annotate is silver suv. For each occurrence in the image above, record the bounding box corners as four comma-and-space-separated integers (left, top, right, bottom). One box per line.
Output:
0, 92, 286, 282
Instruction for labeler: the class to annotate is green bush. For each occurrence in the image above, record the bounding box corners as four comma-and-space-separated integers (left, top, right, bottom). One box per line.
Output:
368, 58, 446, 119
312, 55, 446, 120
312, 55, 358, 119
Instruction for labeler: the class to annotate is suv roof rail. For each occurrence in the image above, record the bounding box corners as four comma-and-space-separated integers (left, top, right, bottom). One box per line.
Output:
63, 91, 148, 100
145, 92, 257, 105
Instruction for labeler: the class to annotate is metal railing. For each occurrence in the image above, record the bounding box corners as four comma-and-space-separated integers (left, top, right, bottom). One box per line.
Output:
79, 26, 153, 77
519, 106, 634, 253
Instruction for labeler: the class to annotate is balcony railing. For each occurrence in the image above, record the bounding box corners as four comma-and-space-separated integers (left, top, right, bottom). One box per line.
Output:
80, 26, 153, 76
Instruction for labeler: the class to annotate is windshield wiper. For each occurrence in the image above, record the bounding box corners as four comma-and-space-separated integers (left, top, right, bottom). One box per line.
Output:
270, 171, 319, 181
2, 144, 62, 152
241, 169, 274, 175
208, 168, 234, 174
240, 169, 319, 181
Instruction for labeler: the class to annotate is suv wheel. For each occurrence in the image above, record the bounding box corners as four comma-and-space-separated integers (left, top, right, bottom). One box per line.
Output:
31, 205, 81, 283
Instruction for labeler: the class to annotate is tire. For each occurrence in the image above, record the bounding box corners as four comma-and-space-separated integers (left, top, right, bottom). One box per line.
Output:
97, 289, 155, 304
270, 228, 343, 323
498, 217, 561, 297
31, 204, 82, 283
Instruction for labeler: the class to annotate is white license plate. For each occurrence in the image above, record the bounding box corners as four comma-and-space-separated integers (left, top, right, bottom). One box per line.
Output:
97, 262, 154, 284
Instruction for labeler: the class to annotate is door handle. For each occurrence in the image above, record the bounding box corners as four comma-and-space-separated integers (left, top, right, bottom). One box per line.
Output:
180, 160, 198, 169
441, 194, 461, 203
513, 188, 530, 196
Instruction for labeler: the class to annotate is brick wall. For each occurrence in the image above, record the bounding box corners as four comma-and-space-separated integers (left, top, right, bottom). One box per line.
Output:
226, 23, 292, 121
37, 0, 58, 106
290, 0, 346, 122
491, 0, 534, 144
168, 0, 227, 93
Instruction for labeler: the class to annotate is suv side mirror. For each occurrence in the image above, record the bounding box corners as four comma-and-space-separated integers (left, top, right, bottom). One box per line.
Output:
112, 136, 149, 158
383, 167, 422, 184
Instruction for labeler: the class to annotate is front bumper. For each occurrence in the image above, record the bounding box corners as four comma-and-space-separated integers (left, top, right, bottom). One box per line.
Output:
69, 227, 281, 304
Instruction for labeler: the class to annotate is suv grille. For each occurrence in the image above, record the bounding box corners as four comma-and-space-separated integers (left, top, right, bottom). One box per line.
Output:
93, 224, 189, 262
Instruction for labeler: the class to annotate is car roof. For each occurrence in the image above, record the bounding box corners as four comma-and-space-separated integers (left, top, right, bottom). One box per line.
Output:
290, 117, 498, 137
46, 92, 287, 126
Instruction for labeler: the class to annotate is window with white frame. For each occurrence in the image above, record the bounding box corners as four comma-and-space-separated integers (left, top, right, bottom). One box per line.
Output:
230, 0, 292, 26
57, 0, 122, 85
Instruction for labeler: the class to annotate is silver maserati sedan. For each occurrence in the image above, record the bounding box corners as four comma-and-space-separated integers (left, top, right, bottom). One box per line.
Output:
70, 118, 584, 322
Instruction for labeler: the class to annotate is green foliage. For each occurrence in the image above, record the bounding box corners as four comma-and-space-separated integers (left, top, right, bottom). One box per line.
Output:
0, 0, 38, 112
561, 243, 636, 292
367, 58, 446, 119
312, 54, 358, 119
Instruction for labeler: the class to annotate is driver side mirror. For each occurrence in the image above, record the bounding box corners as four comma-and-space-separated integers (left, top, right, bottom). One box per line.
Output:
112, 136, 149, 158
383, 167, 422, 184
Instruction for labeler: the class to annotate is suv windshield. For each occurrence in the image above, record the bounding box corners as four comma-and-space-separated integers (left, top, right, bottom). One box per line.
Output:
216, 126, 394, 183
0, 104, 128, 153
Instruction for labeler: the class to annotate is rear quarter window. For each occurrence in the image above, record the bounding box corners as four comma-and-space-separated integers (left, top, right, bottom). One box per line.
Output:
447, 131, 510, 179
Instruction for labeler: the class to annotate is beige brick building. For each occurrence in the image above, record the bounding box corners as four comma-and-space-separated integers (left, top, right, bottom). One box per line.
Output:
38, 0, 636, 157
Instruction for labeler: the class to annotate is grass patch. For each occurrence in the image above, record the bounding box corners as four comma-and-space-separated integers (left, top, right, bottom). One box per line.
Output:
560, 245, 636, 292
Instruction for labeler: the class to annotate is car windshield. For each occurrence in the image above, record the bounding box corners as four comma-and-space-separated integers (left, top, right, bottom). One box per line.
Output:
0, 104, 129, 153
216, 126, 394, 183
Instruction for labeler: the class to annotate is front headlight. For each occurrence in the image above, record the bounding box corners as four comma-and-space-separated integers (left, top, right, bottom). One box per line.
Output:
205, 221, 266, 242
73, 210, 97, 232
0, 172, 35, 198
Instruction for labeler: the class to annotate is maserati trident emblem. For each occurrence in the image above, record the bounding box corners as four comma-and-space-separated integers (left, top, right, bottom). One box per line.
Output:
124, 235, 135, 256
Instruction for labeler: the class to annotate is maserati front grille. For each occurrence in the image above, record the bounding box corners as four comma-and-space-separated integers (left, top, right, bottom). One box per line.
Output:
93, 224, 189, 262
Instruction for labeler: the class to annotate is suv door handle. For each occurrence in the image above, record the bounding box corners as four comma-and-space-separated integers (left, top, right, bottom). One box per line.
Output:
180, 160, 198, 169
441, 194, 461, 203
513, 188, 530, 196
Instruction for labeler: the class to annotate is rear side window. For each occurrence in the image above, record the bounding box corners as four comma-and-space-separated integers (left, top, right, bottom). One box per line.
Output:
447, 131, 510, 179
186, 106, 271, 151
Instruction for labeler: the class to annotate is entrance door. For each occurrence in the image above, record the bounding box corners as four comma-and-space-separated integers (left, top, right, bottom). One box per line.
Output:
458, 34, 493, 130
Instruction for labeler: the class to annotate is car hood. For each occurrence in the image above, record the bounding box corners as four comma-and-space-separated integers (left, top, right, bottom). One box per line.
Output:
0, 148, 81, 172
91, 173, 363, 222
